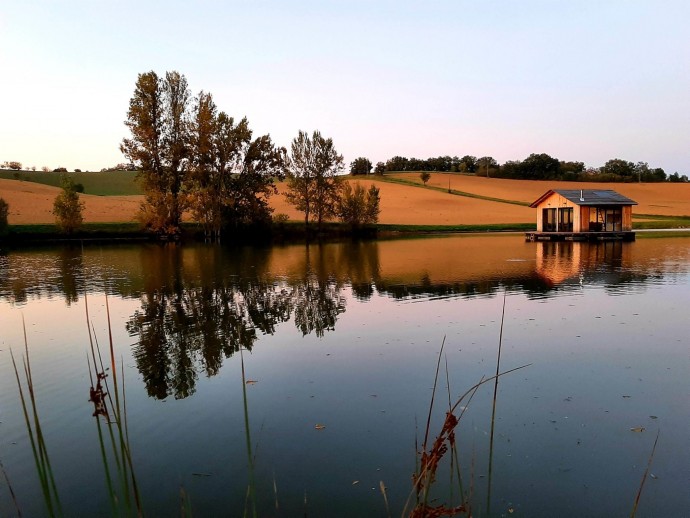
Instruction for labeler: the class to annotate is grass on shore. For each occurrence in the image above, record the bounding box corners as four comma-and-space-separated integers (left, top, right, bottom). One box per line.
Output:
632, 214, 690, 230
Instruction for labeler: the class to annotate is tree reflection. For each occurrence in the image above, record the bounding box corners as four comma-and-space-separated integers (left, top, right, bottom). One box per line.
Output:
293, 276, 345, 337
126, 245, 347, 399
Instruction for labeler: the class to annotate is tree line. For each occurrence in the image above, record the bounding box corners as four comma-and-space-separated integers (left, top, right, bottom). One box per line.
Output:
349, 153, 687, 183
121, 70, 379, 238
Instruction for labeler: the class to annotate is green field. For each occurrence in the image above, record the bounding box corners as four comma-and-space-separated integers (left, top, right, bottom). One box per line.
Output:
0, 169, 143, 195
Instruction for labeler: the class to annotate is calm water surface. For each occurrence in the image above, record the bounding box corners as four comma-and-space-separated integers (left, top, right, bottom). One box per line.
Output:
1, 235, 689, 517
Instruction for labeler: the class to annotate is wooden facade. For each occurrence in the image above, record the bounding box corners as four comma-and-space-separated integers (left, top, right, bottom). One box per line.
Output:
526, 189, 637, 242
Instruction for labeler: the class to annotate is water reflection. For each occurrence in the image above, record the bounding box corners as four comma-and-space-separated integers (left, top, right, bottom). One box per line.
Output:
2, 236, 690, 399
533, 240, 659, 296
124, 244, 346, 398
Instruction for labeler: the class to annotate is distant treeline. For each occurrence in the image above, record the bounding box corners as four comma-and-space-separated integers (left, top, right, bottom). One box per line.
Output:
353, 154, 688, 183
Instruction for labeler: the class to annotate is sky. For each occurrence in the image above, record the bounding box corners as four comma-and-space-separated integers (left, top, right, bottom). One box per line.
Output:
1, 0, 689, 174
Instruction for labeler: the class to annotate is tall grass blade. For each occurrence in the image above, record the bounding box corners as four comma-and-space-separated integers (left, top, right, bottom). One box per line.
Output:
10, 316, 63, 516
379, 480, 390, 518
487, 290, 508, 514
444, 355, 465, 510
180, 485, 193, 517
240, 347, 257, 518
630, 430, 660, 518
85, 291, 142, 516
0, 459, 22, 517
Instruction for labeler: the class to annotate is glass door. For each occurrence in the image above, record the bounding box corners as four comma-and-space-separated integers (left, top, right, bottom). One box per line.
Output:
558, 208, 573, 232
604, 208, 622, 231
543, 208, 557, 231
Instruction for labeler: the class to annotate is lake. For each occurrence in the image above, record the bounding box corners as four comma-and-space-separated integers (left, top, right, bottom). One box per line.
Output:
1, 234, 689, 517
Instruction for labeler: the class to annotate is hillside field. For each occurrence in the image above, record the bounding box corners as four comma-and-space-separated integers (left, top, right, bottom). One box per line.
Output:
1, 172, 689, 226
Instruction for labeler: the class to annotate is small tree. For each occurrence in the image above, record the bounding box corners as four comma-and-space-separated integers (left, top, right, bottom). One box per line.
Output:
338, 182, 380, 228
420, 171, 431, 185
53, 176, 85, 234
0, 197, 9, 234
350, 157, 372, 175
374, 162, 385, 175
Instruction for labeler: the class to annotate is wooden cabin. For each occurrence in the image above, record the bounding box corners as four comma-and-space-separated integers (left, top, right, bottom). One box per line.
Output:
526, 189, 637, 242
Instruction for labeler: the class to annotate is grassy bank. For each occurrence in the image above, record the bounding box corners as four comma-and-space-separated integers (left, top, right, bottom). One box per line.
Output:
632, 214, 690, 229
0, 223, 150, 245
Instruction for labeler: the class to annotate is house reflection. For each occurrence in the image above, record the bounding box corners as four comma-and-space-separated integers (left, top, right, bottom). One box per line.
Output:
534, 240, 633, 287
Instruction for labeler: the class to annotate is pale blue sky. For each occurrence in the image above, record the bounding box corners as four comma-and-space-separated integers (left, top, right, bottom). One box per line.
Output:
1, 1, 688, 174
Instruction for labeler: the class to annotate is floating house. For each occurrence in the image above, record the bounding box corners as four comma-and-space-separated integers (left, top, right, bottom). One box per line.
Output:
526, 189, 637, 242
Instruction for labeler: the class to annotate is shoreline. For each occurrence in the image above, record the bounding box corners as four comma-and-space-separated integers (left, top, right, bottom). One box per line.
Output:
2, 223, 690, 251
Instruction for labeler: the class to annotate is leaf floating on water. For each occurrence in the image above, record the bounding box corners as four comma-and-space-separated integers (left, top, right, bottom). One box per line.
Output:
622, 395, 631, 398
315, 424, 326, 430
649, 415, 658, 420
246, 380, 258, 385
352, 480, 359, 485
630, 427, 645, 433
650, 473, 658, 479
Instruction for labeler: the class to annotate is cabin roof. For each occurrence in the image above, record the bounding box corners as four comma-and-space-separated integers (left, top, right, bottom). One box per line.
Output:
529, 189, 638, 208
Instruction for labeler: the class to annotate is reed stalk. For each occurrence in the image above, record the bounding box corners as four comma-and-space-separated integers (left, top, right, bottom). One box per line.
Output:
240, 347, 257, 518
487, 290, 508, 514
405, 327, 530, 518
10, 316, 63, 517
630, 430, 660, 518
0, 458, 21, 517
85, 291, 142, 516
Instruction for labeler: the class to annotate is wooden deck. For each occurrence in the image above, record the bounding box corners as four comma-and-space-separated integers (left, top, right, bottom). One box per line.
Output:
525, 231, 636, 242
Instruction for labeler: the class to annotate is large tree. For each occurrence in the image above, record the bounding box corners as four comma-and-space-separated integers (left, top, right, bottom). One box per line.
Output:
458, 155, 477, 173
285, 130, 344, 229
188, 90, 220, 237
188, 95, 285, 238
601, 158, 635, 179
121, 70, 191, 235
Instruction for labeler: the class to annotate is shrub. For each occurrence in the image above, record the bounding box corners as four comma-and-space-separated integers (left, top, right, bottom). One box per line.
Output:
0, 197, 8, 234
53, 167, 68, 173
420, 171, 431, 185
53, 176, 85, 234
338, 182, 380, 228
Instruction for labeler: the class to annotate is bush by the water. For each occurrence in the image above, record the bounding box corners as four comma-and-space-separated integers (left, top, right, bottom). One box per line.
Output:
0, 197, 8, 234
